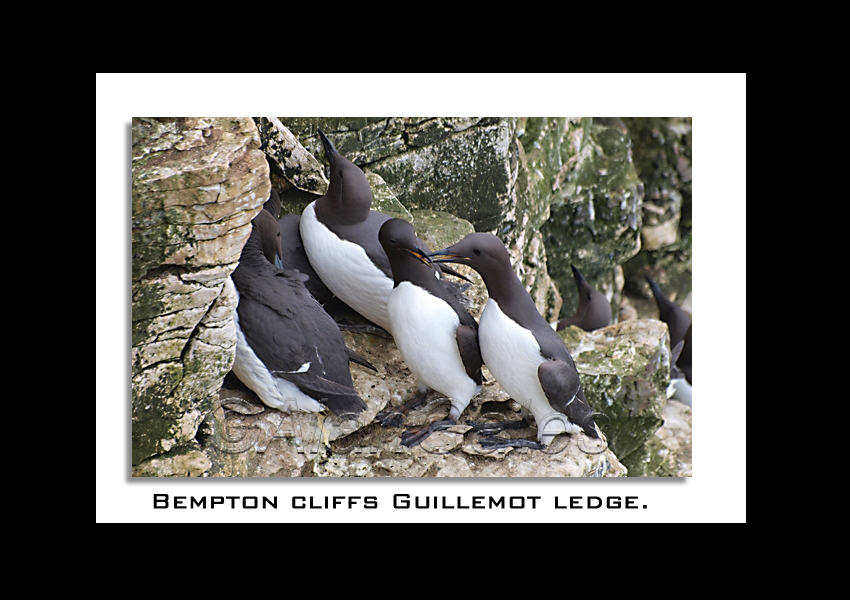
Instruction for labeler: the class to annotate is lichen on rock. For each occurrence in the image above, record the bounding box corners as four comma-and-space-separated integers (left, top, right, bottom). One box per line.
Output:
131, 117, 269, 467
560, 318, 673, 474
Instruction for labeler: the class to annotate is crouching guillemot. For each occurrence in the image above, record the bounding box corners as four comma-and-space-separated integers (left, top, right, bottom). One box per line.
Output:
430, 233, 601, 449
376, 219, 483, 446
252, 207, 376, 372
555, 265, 611, 332
299, 129, 468, 335
264, 187, 338, 308
229, 214, 368, 417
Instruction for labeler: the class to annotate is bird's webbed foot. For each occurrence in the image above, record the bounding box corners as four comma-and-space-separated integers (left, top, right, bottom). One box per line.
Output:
465, 417, 531, 435
376, 388, 431, 427
400, 419, 457, 448
477, 435, 546, 451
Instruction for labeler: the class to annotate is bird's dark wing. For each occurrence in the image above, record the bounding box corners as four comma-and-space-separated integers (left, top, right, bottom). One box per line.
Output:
346, 347, 377, 372
236, 274, 360, 400
456, 324, 483, 385
537, 360, 597, 438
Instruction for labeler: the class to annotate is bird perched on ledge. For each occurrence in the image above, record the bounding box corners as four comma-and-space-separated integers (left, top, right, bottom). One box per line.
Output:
376, 218, 483, 446
430, 233, 600, 449
555, 265, 611, 332
229, 214, 367, 417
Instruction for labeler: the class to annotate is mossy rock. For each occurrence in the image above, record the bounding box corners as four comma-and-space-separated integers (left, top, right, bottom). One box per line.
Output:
561, 319, 671, 472
541, 120, 644, 321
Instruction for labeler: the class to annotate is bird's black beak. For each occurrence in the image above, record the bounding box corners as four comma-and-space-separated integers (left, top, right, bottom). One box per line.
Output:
571, 265, 587, 284
318, 129, 338, 157
428, 249, 469, 264
645, 275, 664, 302
404, 246, 433, 265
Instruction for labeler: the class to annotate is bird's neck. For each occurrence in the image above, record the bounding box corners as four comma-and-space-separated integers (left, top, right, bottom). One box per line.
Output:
238, 233, 272, 269
316, 194, 370, 226
390, 256, 441, 293
485, 271, 544, 330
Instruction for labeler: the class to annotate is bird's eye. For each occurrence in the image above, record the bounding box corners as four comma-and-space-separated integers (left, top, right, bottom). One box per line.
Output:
473, 249, 481, 255
389, 238, 396, 245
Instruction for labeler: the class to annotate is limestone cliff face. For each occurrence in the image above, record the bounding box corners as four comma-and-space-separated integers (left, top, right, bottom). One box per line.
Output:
131, 117, 692, 477
131, 117, 269, 465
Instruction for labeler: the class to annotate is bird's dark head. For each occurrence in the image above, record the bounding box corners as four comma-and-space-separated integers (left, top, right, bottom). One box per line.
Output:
571, 265, 594, 300
379, 218, 432, 267
571, 264, 590, 290
317, 129, 373, 222
253, 209, 284, 268
264, 188, 282, 219
645, 275, 668, 306
428, 232, 512, 288
318, 128, 339, 160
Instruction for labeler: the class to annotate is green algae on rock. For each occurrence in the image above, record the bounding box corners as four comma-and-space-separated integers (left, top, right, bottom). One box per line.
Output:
540, 120, 644, 323
560, 319, 671, 471
621, 117, 692, 304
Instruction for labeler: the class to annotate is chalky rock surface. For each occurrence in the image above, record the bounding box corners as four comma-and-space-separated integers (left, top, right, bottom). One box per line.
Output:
132, 117, 269, 466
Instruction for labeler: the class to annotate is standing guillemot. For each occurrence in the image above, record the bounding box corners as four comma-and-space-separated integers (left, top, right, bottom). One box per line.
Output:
230, 215, 368, 416
430, 233, 600, 449
376, 219, 483, 446
556, 265, 611, 332
646, 276, 692, 385
299, 129, 468, 335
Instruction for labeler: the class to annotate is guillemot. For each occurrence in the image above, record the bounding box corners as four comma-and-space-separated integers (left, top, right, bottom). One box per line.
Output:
253, 209, 285, 269
229, 215, 368, 417
299, 129, 468, 335
646, 276, 692, 385
556, 265, 611, 332
430, 233, 600, 449
376, 219, 483, 446
261, 187, 336, 307
252, 191, 381, 365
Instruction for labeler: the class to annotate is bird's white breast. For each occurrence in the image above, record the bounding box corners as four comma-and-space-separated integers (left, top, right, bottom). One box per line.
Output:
300, 202, 394, 332
231, 291, 324, 413
388, 282, 479, 414
479, 299, 550, 414
667, 377, 692, 406
480, 299, 587, 442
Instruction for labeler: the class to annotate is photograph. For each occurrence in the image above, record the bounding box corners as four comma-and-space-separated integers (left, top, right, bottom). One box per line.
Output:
131, 116, 692, 479
99, 74, 745, 523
